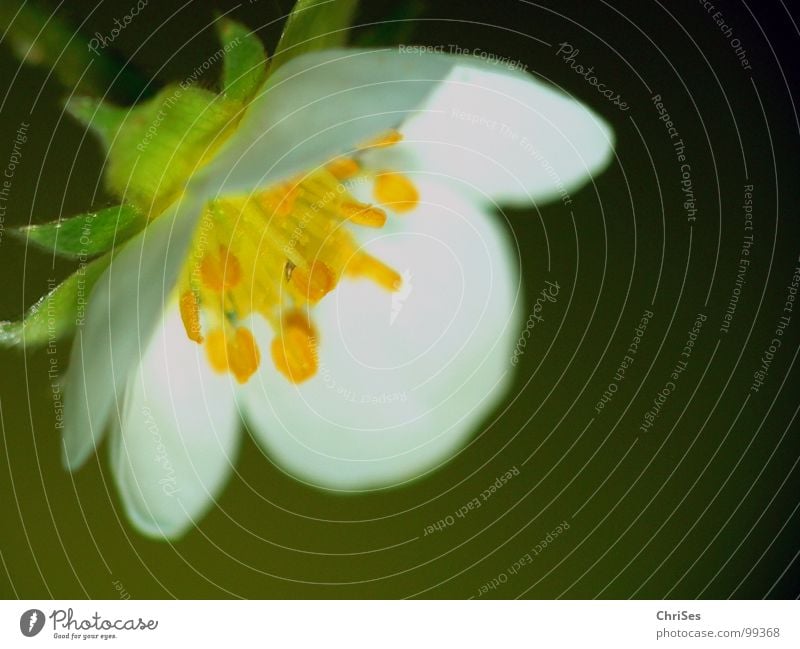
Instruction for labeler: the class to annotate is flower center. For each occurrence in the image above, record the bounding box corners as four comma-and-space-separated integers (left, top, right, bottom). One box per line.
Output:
178, 131, 418, 384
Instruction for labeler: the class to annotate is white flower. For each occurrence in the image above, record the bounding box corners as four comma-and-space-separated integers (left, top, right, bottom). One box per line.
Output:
62, 48, 613, 538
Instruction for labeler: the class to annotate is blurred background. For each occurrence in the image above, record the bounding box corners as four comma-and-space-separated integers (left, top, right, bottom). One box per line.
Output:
1, 0, 798, 598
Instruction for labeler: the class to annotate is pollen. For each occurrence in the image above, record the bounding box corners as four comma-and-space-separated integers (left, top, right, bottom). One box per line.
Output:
346, 253, 403, 292
373, 172, 419, 213
228, 327, 261, 383
326, 157, 360, 180
361, 129, 404, 149
179, 131, 416, 384
179, 291, 204, 343
289, 260, 336, 303
271, 313, 318, 384
204, 326, 261, 383
204, 329, 230, 374
200, 245, 242, 291
339, 201, 387, 228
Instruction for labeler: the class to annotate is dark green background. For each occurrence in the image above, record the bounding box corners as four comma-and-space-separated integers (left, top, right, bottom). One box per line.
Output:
1, 0, 798, 598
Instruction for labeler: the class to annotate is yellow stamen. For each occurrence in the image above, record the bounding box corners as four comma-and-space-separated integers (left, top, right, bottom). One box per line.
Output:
361, 129, 403, 149
271, 315, 318, 384
373, 172, 419, 213
290, 260, 336, 303
204, 326, 261, 383
182, 159, 411, 384
205, 329, 229, 374
326, 157, 360, 180
179, 291, 203, 343
228, 327, 261, 384
258, 183, 298, 217
200, 245, 242, 291
339, 201, 387, 228
346, 253, 403, 292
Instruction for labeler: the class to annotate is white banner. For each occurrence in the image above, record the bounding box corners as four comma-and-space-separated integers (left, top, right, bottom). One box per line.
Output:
0, 600, 798, 647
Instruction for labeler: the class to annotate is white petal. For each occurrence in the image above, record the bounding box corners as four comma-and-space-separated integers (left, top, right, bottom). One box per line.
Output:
62, 193, 204, 470
362, 63, 614, 206
111, 307, 240, 539
193, 48, 456, 198
241, 182, 522, 489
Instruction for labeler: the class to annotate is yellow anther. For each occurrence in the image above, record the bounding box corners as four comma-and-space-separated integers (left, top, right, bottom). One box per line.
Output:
361, 129, 403, 149
271, 315, 319, 384
179, 291, 203, 343
326, 157, 360, 180
373, 172, 419, 213
274, 185, 298, 216
339, 201, 387, 228
200, 245, 242, 292
228, 327, 261, 384
346, 253, 402, 292
282, 310, 317, 339
205, 329, 229, 374
203, 326, 261, 383
290, 260, 336, 303
258, 183, 297, 217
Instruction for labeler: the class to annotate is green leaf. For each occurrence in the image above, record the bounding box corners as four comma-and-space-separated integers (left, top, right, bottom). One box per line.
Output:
271, 0, 359, 72
217, 18, 268, 103
15, 205, 147, 259
0, 255, 110, 349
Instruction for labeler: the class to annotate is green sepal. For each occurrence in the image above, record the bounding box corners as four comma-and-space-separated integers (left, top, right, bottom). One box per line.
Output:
14, 204, 147, 259
217, 18, 268, 102
0, 255, 110, 349
65, 96, 131, 154
104, 85, 239, 211
67, 86, 240, 213
271, 0, 359, 72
